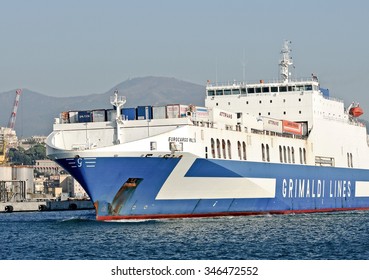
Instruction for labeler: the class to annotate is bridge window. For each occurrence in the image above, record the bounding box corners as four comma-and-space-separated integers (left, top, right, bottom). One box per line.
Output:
208, 90, 215, 96
224, 89, 231, 95
216, 90, 223, 96
255, 87, 261, 93
271, 87, 278, 93
279, 86, 287, 92
247, 88, 255, 94
241, 88, 247, 94
232, 89, 240, 95
262, 87, 270, 93
304, 84, 313, 91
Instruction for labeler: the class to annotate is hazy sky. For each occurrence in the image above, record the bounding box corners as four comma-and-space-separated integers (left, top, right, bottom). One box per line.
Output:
1, 0, 369, 110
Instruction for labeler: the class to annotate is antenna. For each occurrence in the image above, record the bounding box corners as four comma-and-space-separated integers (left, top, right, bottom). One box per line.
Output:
110, 89, 126, 144
279, 40, 293, 83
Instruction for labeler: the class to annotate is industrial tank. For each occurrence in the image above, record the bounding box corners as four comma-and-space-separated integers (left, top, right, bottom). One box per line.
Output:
12, 166, 34, 197
0, 166, 12, 181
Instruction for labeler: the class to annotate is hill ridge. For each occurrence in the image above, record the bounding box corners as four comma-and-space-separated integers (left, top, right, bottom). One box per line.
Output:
0, 76, 205, 137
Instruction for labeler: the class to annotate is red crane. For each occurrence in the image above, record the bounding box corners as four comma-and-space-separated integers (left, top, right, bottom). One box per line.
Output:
7, 89, 22, 129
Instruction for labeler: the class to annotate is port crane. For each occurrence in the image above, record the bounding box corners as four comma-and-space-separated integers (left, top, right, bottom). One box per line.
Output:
0, 89, 22, 164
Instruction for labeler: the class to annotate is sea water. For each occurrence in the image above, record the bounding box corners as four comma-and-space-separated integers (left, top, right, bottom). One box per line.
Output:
1, 210, 369, 260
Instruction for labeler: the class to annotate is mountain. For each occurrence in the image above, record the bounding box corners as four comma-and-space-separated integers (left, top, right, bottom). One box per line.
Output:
0, 76, 205, 137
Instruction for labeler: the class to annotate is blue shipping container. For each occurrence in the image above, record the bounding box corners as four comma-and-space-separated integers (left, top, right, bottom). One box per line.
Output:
122, 108, 136, 120
78, 111, 92, 122
136, 106, 153, 120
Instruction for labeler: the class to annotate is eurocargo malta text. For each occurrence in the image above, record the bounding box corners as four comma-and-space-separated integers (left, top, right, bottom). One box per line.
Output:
46, 41, 369, 221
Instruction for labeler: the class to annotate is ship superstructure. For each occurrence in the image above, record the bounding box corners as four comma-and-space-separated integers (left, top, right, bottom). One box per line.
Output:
46, 41, 369, 220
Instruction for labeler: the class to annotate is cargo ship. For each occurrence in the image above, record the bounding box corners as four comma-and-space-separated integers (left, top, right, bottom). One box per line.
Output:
46, 41, 369, 220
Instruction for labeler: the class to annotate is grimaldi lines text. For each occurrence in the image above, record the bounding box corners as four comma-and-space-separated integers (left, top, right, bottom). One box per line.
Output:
282, 178, 352, 199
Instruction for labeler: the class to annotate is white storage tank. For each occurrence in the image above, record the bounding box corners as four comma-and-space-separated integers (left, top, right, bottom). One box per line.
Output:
12, 166, 34, 197
0, 166, 12, 181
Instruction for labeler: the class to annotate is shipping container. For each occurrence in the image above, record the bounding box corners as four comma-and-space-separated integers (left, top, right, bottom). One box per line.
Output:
106, 109, 117, 121
68, 111, 79, 123
166, 104, 188, 118
282, 120, 302, 135
301, 122, 308, 136
77, 111, 92, 123
136, 106, 153, 120
192, 106, 209, 122
210, 108, 237, 126
122, 108, 136, 120
152, 106, 166, 119
92, 110, 106, 122
60, 112, 70, 123
263, 117, 283, 133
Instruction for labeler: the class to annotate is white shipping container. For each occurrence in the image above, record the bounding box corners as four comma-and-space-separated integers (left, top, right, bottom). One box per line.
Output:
106, 109, 117, 121
68, 112, 78, 123
263, 117, 283, 133
92, 110, 106, 122
210, 108, 237, 126
191, 106, 210, 122
152, 106, 166, 119
166, 104, 188, 118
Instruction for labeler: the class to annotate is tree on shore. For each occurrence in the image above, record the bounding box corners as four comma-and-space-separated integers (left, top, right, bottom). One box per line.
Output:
8, 144, 47, 165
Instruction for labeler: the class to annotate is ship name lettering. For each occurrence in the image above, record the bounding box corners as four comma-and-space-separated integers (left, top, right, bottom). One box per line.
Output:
219, 112, 233, 119
282, 179, 351, 199
168, 137, 196, 143
268, 120, 280, 126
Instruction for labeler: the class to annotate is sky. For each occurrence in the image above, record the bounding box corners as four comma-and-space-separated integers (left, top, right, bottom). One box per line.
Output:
1, 0, 369, 111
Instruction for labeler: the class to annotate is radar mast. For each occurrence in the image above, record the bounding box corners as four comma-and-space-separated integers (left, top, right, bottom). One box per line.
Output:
279, 40, 293, 83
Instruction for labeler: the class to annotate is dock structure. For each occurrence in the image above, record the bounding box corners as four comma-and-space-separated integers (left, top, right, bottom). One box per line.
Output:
0, 199, 94, 213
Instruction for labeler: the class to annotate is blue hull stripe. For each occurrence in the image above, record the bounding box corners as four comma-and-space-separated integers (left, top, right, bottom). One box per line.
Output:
56, 157, 369, 219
